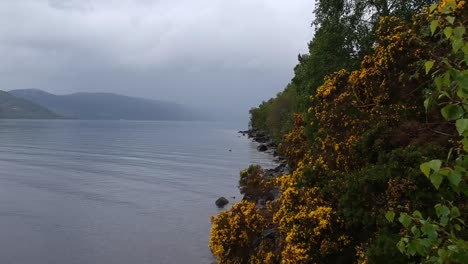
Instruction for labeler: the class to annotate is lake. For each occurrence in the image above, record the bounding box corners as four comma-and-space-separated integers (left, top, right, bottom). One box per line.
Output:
0, 120, 276, 264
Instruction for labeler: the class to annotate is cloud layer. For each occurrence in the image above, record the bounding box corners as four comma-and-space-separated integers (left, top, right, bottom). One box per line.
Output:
0, 0, 315, 121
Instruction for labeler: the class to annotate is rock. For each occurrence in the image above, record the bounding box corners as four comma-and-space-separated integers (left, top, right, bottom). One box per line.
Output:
258, 199, 266, 206
254, 136, 269, 143
257, 144, 268, 152
264, 169, 275, 178
262, 228, 275, 239
247, 129, 259, 138
273, 150, 278, 157
265, 191, 276, 201
246, 129, 271, 143
215, 197, 229, 208
255, 131, 266, 138
263, 163, 290, 178
267, 141, 277, 148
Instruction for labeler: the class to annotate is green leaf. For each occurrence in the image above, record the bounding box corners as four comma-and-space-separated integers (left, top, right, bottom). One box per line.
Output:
443, 72, 451, 86
434, 76, 443, 90
430, 160, 442, 171
457, 86, 468, 99
453, 26, 466, 38
451, 207, 461, 218
463, 138, 468, 151
425, 60, 435, 74
446, 16, 455, 25
422, 223, 438, 240
438, 91, 451, 100
430, 20, 439, 36
386, 211, 395, 223
454, 70, 468, 88
463, 43, 468, 55
448, 245, 459, 253
453, 38, 464, 53
430, 173, 444, 189
441, 3, 452, 14
428, 229, 438, 241
456, 119, 468, 135
447, 171, 462, 186
435, 204, 450, 218
421, 160, 442, 177
412, 210, 423, 220
441, 104, 464, 121
421, 162, 431, 177
408, 241, 417, 256
456, 156, 468, 167
411, 225, 420, 236
438, 167, 451, 176
419, 238, 432, 249
429, 4, 437, 13
438, 249, 447, 258
399, 213, 412, 228
444, 27, 453, 39
397, 240, 406, 253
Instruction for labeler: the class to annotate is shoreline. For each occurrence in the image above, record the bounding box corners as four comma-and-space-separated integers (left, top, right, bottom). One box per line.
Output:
238, 128, 290, 177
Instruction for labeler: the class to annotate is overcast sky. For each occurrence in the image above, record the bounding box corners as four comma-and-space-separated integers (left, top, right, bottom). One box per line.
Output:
0, 0, 315, 121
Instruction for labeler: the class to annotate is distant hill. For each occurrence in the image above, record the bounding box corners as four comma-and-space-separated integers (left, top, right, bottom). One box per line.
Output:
9, 89, 200, 120
0, 90, 62, 119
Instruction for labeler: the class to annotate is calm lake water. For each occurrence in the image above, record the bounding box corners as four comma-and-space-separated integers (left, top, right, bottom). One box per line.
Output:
0, 120, 276, 264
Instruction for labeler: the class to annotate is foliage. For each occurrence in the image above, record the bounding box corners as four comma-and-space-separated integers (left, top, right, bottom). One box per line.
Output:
272, 169, 350, 263
387, 1, 468, 263
211, 0, 466, 263
209, 201, 270, 264
249, 84, 300, 142
239, 165, 275, 203
279, 114, 309, 169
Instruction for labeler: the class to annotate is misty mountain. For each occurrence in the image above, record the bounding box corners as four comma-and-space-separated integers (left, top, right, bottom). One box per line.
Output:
0, 90, 61, 119
9, 89, 200, 120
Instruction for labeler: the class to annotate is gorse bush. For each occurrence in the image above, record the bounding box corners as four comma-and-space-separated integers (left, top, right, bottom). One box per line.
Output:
210, 0, 467, 263
239, 165, 275, 203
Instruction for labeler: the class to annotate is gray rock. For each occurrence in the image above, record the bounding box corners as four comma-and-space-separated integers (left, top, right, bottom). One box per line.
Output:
257, 144, 268, 152
215, 197, 229, 208
254, 136, 269, 143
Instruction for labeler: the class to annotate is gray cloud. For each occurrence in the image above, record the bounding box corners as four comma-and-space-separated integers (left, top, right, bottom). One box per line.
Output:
0, 0, 314, 121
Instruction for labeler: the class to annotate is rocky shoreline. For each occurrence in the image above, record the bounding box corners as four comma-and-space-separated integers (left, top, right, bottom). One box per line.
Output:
238, 128, 290, 177
215, 128, 290, 208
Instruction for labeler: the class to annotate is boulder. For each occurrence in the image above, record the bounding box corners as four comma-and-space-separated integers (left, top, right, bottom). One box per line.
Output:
262, 228, 276, 239
257, 144, 268, 152
256, 136, 271, 143
215, 197, 229, 208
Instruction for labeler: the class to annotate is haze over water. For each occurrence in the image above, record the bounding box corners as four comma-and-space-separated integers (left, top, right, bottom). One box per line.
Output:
0, 120, 276, 264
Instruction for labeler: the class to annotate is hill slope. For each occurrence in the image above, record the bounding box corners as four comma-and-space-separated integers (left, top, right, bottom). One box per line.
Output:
9, 89, 199, 120
0, 91, 61, 119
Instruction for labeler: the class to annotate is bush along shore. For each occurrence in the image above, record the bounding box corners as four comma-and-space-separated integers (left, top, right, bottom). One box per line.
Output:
214, 129, 290, 209
209, 1, 468, 263
236, 128, 291, 202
